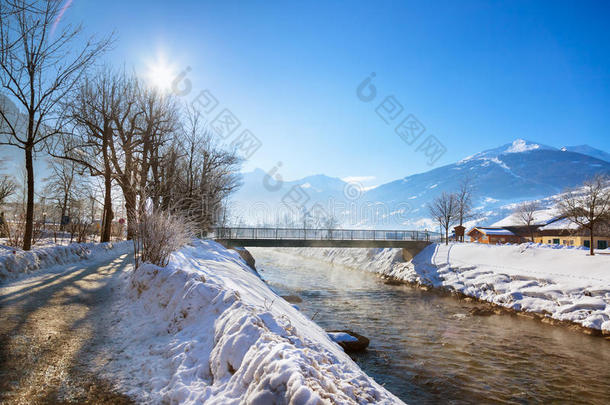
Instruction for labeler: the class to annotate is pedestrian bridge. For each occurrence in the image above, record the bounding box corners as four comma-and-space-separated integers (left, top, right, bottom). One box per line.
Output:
213, 227, 439, 259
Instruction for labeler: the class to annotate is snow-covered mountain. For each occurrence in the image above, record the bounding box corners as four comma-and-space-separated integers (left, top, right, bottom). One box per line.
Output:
237, 169, 348, 205
232, 139, 610, 228
560, 145, 610, 163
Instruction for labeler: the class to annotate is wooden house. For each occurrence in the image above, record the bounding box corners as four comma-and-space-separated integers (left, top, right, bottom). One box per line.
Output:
467, 227, 524, 245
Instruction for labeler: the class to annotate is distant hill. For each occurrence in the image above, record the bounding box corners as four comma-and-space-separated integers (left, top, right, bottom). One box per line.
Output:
232, 139, 610, 229
561, 145, 610, 163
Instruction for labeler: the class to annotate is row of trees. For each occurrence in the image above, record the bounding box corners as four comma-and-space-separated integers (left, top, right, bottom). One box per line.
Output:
55, 70, 240, 241
0, 0, 241, 251
0, 157, 110, 246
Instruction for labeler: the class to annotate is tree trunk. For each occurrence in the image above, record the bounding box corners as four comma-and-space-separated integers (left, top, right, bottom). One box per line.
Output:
23, 145, 34, 251
590, 229, 595, 256
60, 191, 69, 232
59, 204, 67, 232
445, 227, 449, 245
101, 170, 113, 242
124, 188, 137, 240
139, 140, 151, 216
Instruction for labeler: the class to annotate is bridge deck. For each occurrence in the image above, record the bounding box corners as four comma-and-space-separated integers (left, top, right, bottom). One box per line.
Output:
213, 227, 438, 248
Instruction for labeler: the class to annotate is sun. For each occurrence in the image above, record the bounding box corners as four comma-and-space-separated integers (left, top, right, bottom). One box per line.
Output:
144, 57, 177, 92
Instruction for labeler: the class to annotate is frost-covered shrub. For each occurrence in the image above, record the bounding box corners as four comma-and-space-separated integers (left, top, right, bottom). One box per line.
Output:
4, 213, 44, 248
134, 209, 193, 267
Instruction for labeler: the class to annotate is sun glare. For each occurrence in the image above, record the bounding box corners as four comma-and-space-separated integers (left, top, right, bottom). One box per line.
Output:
145, 58, 176, 92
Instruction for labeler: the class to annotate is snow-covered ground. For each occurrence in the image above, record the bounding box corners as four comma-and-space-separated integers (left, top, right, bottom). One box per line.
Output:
0, 240, 130, 282
277, 244, 610, 334
98, 239, 402, 404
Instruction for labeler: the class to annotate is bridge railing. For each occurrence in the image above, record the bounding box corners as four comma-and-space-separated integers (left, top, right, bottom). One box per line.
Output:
212, 227, 439, 242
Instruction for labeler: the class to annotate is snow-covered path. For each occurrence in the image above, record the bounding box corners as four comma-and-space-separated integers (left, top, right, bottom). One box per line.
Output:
0, 250, 134, 404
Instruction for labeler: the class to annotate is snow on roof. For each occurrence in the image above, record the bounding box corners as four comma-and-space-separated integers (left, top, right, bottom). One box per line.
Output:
491, 208, 559, 227
538, 217, 579, 231
471, 227, 516, 236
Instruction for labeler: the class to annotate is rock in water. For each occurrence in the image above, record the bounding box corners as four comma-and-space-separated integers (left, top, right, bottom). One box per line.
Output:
328, 330, 370, 352
469, 306, 495, 316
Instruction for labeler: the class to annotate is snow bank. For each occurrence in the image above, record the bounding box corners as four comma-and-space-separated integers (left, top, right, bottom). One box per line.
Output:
278, 244, 610, 333
0, 241, 131, 282
102, 240, 402, 404
270, 247, 405, 278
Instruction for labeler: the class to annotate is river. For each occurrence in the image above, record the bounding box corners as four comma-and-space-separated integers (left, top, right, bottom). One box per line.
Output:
249, 248, 610, 404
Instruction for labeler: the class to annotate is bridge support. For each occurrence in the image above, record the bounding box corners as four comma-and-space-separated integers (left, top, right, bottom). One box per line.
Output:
401, 241, 430, 262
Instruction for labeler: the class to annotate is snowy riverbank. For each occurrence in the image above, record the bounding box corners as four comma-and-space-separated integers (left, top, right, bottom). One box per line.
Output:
0, 240, 131, 282
271, 243, 610, 335
98, 239, 402, 404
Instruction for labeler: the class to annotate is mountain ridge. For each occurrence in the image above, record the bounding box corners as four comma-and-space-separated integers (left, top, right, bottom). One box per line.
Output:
231, 139, 610, 228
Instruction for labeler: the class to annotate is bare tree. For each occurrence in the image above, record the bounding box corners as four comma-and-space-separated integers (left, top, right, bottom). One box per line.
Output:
157, 105, 241, 231
0, 157, 16, 206
429, 192, 458, 245
300, 206, 311, 231
323, 213, 340, 239
43, 157, 81, 231
108, 73, 141, 240
558, 175, 610, 256
455, 176, 474, 241
55, 69, 123, 242
135, 86, 178, 214
0, 165, 16, 238
0, 0, 110, 249
0, 174, 16, 205
515, 201, 540, 242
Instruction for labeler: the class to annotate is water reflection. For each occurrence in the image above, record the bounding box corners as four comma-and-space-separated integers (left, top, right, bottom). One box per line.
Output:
251, 248, 610, 405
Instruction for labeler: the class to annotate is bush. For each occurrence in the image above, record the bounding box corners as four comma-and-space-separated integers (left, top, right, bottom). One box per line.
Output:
3, 213, 43, 248
134, 209, 193, 267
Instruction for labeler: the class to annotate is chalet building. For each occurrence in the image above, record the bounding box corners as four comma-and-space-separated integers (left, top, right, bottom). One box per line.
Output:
467, 227, 524, 245
471, 216, 610, 249
533, 218, 609, 249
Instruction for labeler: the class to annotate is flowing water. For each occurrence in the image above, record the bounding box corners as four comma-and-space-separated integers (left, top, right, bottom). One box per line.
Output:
250, 248, 610, 405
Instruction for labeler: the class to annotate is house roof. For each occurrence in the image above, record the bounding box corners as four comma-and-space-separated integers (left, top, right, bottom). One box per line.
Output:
538, 217, 579, 231
468, 227, 517, 236
491, 209, 559, 227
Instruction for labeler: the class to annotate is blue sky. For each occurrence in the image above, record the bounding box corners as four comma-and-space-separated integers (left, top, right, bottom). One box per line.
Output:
63, 0, 610, 186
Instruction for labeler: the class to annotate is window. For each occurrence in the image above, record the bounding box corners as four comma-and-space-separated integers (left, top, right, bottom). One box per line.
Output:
584, 240, 590, 248
598, 240, 608, 250
548, 239, 552, 244
552, 239, 560, 244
